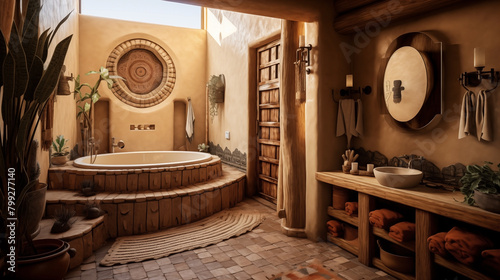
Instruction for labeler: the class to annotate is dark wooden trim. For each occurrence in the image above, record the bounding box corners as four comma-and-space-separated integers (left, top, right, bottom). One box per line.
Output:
257, 139, 280, 146
259, 156, 279, 165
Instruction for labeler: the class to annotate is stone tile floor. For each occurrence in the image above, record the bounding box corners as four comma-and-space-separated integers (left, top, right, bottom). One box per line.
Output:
65, 198, 394, 280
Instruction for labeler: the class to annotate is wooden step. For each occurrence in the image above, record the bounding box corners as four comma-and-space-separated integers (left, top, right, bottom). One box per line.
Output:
36, 216, 106, 270
45, 164, 247, 240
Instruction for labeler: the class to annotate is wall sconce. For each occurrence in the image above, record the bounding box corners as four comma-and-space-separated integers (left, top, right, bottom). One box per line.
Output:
332, 74, 371, 102
56, 65, 74, 95
459, 48, 499, 92
295, 35, 312, 74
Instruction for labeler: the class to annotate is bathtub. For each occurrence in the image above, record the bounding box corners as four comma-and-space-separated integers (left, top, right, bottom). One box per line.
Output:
73, 151, 213, 169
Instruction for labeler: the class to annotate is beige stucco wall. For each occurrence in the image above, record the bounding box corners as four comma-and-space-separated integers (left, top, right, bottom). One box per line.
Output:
206, 10, 281, 156
38, 0, 80, 183
79, 15, 206, 153
350, 1, 500, 169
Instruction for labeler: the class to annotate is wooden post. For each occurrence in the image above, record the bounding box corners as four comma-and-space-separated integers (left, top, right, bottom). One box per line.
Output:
358, 193, 375, 265
279, 20, 307, 234
0, 0, 15, 42
416, 209, 435, 279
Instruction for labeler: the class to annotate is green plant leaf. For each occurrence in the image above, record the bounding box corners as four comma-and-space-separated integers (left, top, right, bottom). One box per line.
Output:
84, 102, 90, 112
92, 92, 100, 103
22, 0, 41, 38
35, 29, 49, 59
24, 56, 44, 101
47, 11, 72, 48
33, 35, 72, 104
1, 53, 15, 123
21, 3, 41, 68
0, 29, 7, 88
52, 142, 59, 153
9, 23, 29, 98
16, 104, 37, 163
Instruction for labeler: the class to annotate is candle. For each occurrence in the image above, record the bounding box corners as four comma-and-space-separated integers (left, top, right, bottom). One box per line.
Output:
367, 164, 374, 173
299, 35, 305, 47
474, 48, 485, 68
346, 74, 353, 88
351, 162, 358, 172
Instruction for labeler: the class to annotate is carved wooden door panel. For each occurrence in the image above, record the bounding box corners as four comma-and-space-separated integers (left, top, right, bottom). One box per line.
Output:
256, 40, 281, 204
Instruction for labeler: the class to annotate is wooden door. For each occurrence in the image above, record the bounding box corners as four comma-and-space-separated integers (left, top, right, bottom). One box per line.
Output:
256, 40, 281, 204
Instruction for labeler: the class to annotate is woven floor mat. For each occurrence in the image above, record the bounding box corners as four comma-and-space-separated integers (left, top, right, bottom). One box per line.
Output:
100, 210, 265, 266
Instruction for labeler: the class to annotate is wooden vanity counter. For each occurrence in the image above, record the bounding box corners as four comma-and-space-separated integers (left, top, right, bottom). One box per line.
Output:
317, 171, 500, 280
316, 171, 500, 231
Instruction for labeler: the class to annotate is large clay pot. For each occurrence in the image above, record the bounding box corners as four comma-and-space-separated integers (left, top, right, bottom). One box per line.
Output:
17, 239, 74, 280
474, 190, 500, 214
23, 183, 47, 238
332, 186, 350, 210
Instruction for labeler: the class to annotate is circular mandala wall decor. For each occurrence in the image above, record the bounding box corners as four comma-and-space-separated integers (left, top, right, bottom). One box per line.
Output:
106, 39, 176, 108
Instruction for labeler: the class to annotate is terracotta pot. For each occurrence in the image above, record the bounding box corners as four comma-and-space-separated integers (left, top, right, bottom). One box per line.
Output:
378, 239, 414, 274
343, 224, 358, 241
332, 186, 350, 210
51, 155, 68, 165
17, 239, 73, 280
24, 184, 47, 239
474, 190, 500, 214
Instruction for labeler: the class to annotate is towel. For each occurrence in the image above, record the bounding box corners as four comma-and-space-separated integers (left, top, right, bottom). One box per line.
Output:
355, 99, 363, 138
344, 202, 358, 216
368, 209, 403, 229
326, 220, 344, 237
444, 226, 494, 265
185, 99, 195, 143
388, 221, 415, 242
427, 232, 448, 257
336, 99, 358, 148
476, 90, 492, 141
481, 249, 500, 276
458, 91, 476, 139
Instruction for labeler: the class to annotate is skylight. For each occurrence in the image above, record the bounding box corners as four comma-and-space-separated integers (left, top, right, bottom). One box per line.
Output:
81, 0, 201, 29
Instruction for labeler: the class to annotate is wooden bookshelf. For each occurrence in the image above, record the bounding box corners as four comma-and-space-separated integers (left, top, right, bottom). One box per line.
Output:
327, 206, 359, 227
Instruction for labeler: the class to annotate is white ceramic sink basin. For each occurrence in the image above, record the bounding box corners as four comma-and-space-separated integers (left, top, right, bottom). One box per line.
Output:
373, 167, 423, 189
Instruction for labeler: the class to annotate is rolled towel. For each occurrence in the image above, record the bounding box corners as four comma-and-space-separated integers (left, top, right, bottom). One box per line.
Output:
388, 221, 415, 242
345, 202, 358, 216
427, 232, 448, 257
444, 227, 494, 265
481, 249, 500, 276
368, 209, 403, 229
326, 220, 344, 237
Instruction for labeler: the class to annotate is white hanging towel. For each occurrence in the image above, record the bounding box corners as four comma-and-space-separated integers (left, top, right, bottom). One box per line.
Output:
476, 90, 492, 141
186, 99, 195, 143
458, 91, 476, 139
336, 99, 357, 148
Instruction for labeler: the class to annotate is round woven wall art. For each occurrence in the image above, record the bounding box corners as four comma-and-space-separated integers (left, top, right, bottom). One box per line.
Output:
106, 39, 176, 108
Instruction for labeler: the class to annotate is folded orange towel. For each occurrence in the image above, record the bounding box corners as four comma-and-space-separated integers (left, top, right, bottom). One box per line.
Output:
481, 249, 500, 276
345, 202, 358, 216
388, 221, 415, 242
368, 209, 403, 229
427, 232, 448, 257
326, 220, 344, 237
444, 227, 494, 265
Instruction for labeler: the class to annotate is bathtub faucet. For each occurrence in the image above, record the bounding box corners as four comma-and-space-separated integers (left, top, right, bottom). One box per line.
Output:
398, 154, 425, 169
111, 137, 125, 153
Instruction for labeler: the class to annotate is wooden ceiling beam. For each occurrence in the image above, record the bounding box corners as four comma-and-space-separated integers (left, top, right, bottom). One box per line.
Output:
163, 0, 322, 22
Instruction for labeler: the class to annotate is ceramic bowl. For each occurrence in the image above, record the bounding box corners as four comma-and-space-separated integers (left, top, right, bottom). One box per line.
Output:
373, 167, 423, 189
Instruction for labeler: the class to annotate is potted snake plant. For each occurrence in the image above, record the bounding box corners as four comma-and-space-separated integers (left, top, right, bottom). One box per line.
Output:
0, 0, 74, 278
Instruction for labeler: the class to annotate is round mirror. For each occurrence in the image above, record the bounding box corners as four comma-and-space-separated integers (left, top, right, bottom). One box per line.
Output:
383, 46, 433, 122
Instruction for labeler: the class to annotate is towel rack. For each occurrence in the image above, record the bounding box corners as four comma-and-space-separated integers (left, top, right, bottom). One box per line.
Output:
459, 68, 499, 93
331, 86, 371, 103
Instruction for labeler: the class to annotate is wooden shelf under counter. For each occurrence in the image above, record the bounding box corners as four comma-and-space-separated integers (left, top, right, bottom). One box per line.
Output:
327, 206, 359, 227
372, 258, 415, 280
317, 171, 500, 280
372, 227, 415, 252
434, 255, 495, 280
326, 233, 359, 256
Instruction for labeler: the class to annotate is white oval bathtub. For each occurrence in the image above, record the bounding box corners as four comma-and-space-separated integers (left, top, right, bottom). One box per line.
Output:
73, 151, 213, 169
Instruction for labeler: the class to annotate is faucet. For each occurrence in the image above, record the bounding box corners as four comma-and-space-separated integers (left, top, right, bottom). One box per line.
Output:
88, 137, 98, 163
111, 137, 125, 153
398, 154, 425, 169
